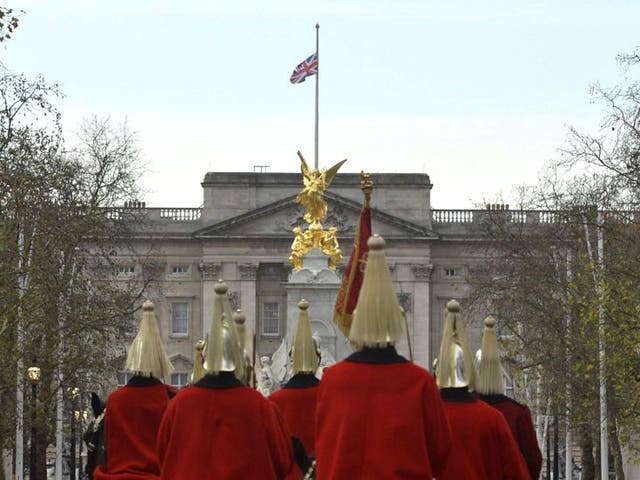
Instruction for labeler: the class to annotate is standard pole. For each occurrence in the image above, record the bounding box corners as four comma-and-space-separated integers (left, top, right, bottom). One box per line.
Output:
314, 23, 319, 170
597, 211, 608, 479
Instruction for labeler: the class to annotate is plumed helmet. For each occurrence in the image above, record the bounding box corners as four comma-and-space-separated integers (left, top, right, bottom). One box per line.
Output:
349, 235, 405, 348
291, 299, 321, 374
190, 338, 206, 384
233, 309, 254, 385
435, 299, 476, 390
476, 315, 504, 394
205, 280, 245, 377
125, 300, 174, 380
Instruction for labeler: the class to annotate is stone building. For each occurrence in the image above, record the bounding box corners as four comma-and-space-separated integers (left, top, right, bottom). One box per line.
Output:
116, 171, 487, 387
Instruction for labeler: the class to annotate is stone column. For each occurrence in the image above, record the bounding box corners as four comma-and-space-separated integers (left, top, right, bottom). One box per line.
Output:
238, 263, 258, 336
411, 264, 433, 368
198, 261, 221, 334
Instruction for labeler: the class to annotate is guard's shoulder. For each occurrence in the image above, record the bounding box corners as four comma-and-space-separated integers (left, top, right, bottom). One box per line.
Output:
481, 393, 526, 409
501, 395, 528, 409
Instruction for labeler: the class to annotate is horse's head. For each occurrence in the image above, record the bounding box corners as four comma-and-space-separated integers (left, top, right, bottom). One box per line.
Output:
90, 392, 106, 417
84, 392, 107, 479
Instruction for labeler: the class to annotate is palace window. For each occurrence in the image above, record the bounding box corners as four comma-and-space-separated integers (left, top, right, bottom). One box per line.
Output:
170, 372, 189, 388
171, 265, 189, 275
262, 302, 280, 336
116, 264, 135, 275
444, 267, 456, 277
171, 302, 188, 336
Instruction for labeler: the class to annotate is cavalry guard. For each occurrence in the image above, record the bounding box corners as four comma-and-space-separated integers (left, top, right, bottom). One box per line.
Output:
475, 315, 543, 479
93, 300, 175, 480
315, 235, 452, 480
270, 299, 321, 469
156, 280, 300, 479
435, 300, 529, 480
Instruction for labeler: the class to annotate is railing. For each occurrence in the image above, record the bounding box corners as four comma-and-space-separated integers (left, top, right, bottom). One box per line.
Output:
104, 207, 202, 222
432, 209, 568, 224
159, 208, 202, 221
432, 209, 477, 223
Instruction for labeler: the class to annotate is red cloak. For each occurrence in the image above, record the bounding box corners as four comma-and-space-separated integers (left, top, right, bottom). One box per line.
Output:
93, 376, 172, 480
479, 393, 543, 480
156, 373, 300, 480
315, 347, 452, 480
269, 373, 319, 456
439, 388, 530, 480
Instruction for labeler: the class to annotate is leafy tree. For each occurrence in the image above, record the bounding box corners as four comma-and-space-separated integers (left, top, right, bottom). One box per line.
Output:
0, 6, 20, 43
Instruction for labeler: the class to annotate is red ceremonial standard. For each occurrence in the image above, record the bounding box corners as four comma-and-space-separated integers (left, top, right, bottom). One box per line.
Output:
333, 202, 371, 337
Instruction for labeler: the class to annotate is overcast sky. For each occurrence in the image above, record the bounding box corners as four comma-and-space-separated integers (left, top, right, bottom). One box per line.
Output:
3, 0, 639, 209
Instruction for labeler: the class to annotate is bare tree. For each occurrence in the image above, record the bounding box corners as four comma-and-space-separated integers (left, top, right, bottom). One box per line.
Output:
0, 65, 161, 479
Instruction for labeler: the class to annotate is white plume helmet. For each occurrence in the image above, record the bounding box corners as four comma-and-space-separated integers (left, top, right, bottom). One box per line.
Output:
125, 300, 174, 380
435, 299, 477, 390
204, 280, 246, 379
190, 338, 206, 384
349, 235, 405, 347
291, 299, 321, 374
476, 315, 504, 394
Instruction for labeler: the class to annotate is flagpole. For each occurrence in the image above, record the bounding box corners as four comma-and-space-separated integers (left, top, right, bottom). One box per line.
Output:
314, 22, 319, 170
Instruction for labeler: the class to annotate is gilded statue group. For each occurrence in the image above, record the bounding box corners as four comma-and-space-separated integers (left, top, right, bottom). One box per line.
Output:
289, 152, 346, 270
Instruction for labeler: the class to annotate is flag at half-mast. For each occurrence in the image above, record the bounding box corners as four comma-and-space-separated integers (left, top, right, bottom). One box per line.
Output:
333, 173, 373, 338
290, 53, 318, 84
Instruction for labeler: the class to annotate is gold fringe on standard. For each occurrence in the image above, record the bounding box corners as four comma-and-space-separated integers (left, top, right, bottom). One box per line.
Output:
435, 299, 476, 390
349, 235, 405, 348
205, 280, 245, 378
476, 315, 504, 394
292, 299, 320, 374
125, 300, 174, 380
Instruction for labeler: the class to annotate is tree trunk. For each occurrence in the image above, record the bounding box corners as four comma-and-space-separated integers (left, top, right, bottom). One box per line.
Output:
608, 415, 625, 480
581, 424, 596, 480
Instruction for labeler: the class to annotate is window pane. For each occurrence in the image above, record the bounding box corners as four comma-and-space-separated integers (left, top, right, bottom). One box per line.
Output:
262, 302, 280, 336
117, 372, 133, 386
172, 303, 188, 335
170, 372, 189, 388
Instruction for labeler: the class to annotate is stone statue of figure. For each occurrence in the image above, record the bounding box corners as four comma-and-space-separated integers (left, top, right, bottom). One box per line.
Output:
313, 333, 336, 380
257, 356, 276, 396
295, 151, 347, 226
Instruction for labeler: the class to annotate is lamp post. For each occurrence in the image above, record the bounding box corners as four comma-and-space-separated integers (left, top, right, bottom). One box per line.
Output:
26, 367, 41, 480
69, 387, 80, 480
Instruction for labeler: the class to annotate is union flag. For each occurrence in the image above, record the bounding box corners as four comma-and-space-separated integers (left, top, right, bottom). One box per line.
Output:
290, 53, 318, 84
333, 202, 371, 338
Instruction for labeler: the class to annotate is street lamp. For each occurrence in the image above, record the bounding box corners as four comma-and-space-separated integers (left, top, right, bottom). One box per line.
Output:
27, 366, 41, 480
69, 387, 80, 480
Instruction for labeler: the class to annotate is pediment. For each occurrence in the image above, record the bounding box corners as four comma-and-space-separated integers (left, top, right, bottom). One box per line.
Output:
193, 192, 435, 239
169, 353, 193, 370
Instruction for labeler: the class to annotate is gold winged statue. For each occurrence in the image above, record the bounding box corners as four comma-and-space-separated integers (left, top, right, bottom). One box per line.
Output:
295, 151, 347, 227
290, 151, 347, 270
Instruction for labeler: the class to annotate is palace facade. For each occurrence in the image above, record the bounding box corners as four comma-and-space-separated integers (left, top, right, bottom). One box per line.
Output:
117, 171, 490, 387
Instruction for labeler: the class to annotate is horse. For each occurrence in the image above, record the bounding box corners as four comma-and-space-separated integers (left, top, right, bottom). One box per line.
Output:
83, 392, 106, 479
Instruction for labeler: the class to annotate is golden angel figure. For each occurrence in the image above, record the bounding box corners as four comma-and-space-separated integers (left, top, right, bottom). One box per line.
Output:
295, 151, 347, 225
